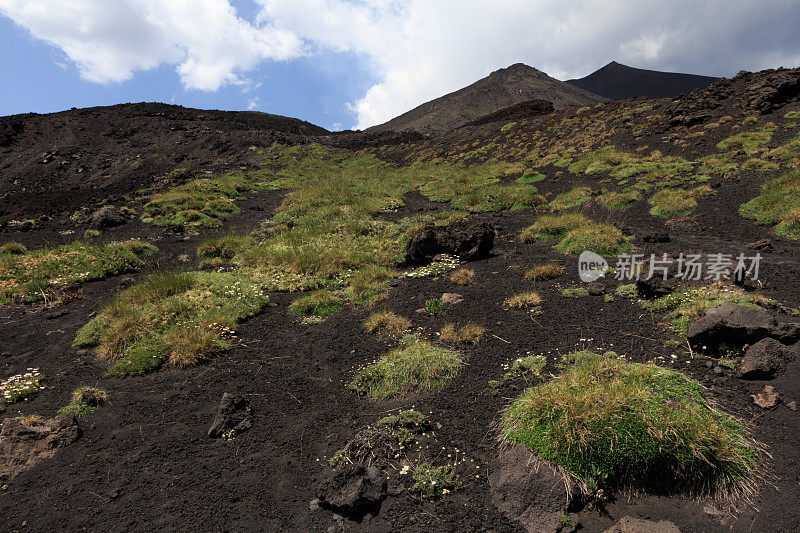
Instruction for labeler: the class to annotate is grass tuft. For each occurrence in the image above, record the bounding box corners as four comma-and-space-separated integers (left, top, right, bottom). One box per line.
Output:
439, 323, 485, 344
348, 338, 463, 399
364, 310, 412, 336
501, 351, 760, 499
524, 263, 564, 281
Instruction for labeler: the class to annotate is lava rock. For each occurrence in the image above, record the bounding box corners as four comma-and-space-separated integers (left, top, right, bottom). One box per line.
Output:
738, 338, 795, 380
489, 444, 578, 533
207, 393, 253, 438
89, 207, 126, 229
0, 413, 80, 483
316, 464, 386, 515
687, 303, 778, 351
752, 385, 781, 409
636, 277, 679, 299
441, 293, 464, 305
405, 220, 495, 266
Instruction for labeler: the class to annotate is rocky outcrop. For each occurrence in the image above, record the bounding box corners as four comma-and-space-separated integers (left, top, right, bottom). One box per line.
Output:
316, 464, 386, 515
489, 444, 578, 533
0, 413, 80, 483
687, 303, 800, 352
405, 220, 495, 266
207, 392, 253, 438
738, 337, 795, 380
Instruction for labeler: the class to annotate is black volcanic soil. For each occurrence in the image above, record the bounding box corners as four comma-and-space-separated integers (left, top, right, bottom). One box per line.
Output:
3, 67, 800, 532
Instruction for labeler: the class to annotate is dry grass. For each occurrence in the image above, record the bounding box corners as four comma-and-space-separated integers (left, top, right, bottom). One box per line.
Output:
449, 268, 475, 285
524, 263, 564, 281
504, 291, 542, 309
16, 414, 43, 426
364, 310, 412, 336
439, 323, 485, 344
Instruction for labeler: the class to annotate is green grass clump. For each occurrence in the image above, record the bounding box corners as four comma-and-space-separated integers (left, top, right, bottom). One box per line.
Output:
505, 354, 547, 379
348, 338, 463, 399
516, 169, 546, 184
289, 290, 343, 317
549, 186, 591, 211
596, 189, 641, 209
143, 173, 257, 228
74, 271, 270, 376
561, 287, 590, 298
740, 171, 800, 238
424, 297, 444, 316
615, 284, 638, 299
0, 240, 156, 304
555, 222, 632, 257
717, 129, 773, 155
58, 386, 108, 417
198, 234, 257, 266
568, 148, 693, 185
648, 186, 712, 217
412, 463, 461, 499
641, 283, 786, 336
501, 351, 759, 498
520, 213, 589, 242
0, 242, 26, 255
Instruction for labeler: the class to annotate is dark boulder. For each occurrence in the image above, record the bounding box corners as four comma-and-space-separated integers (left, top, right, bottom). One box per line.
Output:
738, 338, 795, 380
687, 303, 778, 351
208, 393, 252, 438
636, 277, 680, 299
316, 464, 386, 515
405, 220, 495, 266
89, 207, 126, 229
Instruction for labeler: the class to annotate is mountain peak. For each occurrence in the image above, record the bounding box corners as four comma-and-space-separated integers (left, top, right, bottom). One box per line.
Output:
366, 64, 605, 135
567, 62, 719, 100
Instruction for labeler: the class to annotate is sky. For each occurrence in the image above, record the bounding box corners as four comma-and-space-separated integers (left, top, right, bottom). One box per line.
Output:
1, 1, 800, 131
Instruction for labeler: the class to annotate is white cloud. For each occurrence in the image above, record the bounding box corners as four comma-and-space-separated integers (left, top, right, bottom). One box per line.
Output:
2, 1, 800, 128
258, 0, 800, 129
0, 0, 304, 90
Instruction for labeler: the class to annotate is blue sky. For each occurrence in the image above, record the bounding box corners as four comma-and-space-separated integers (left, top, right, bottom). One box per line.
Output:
2, 1, 800, 131
0, 4, 378, 130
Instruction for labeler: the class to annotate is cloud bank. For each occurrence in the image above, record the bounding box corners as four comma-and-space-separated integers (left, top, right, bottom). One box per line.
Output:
3, 0, 800, 128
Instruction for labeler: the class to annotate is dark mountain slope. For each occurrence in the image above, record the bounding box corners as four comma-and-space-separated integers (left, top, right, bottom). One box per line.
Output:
0, 102, 327, 219
566, 61, 719, 100
366, 63, 606, 135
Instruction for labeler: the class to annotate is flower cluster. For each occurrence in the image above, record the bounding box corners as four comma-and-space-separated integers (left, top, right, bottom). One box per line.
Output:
404, 254, 460, 279
1, 368, 44, 403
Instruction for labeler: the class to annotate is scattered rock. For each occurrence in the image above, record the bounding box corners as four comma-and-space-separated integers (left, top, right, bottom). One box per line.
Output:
602, 516, 681, 533
316, 464, 386, 515
738, 338, 795, 380
686, 303, 794, 352
0, 413, 80, 483
636, 277, 679, 299
207, 393, 253, 438
587, 282, 605, 296
752, 385, 781, 409
747, 238, 774, 253
489, 444, 578, 533
405, 220, 495, 266
441, 293, 464, 306
89, 207, 126, 229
